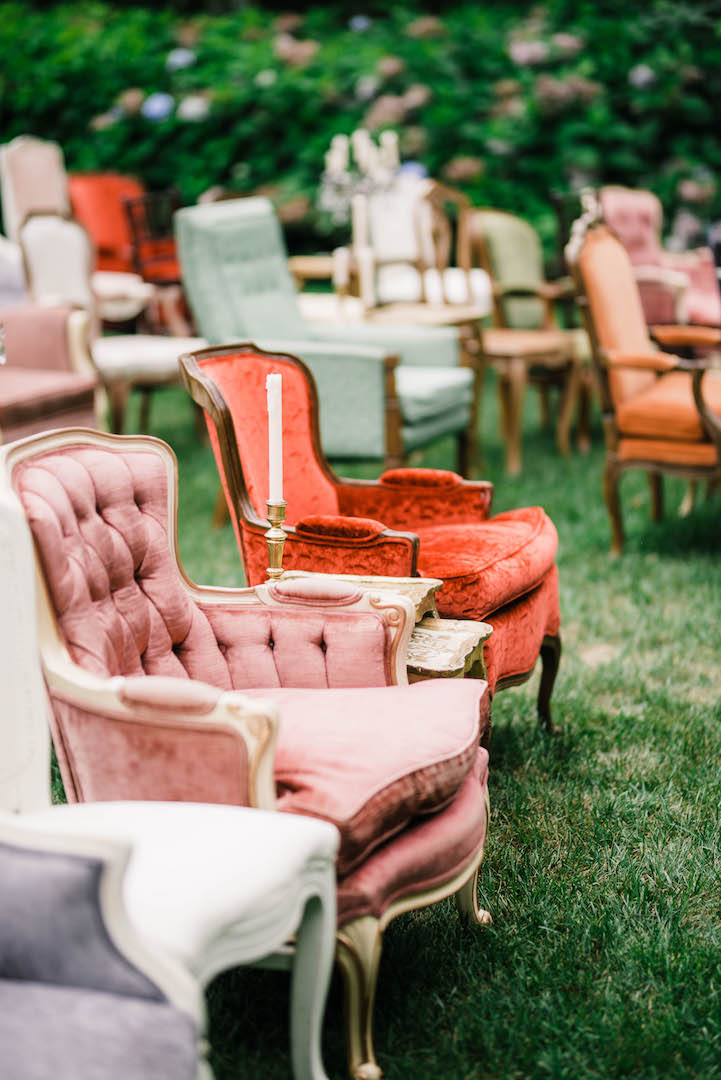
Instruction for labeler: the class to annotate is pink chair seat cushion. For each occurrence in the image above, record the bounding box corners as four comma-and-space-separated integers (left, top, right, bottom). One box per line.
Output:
337, 747, 489, 923
242, 680, 489, 875
0, 368, 96, 428
415, 506, 558, 619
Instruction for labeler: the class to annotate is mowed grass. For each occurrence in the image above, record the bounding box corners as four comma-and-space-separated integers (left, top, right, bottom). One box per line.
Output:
121, 377, 721, 1079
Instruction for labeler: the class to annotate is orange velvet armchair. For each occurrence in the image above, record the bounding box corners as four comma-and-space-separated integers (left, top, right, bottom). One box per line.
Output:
180, 344, 562, 730
566, 212, 721, 553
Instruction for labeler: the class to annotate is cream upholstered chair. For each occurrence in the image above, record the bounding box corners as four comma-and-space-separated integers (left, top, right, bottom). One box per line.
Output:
0, 134, 157, 327
19, 213, 204, 431
0, 813, 213, 1080
0, 459, 339, 1080
566, 210, 721, 553
2, 426, 492, 1080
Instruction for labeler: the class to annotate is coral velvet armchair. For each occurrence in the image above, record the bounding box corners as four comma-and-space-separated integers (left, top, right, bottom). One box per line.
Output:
566, 214, 721, 554
179, 344, 562, 731
3, 426, 492, 1080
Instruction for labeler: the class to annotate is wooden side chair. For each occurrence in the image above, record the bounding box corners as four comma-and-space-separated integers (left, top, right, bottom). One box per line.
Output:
2, 426, 493, 1080
468, 208, 591, 474
566, 211, 721, 553
180, 343, 562, 732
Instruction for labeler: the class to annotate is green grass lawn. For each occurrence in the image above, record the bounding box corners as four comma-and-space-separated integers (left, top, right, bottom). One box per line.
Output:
122, 379, 721, 1079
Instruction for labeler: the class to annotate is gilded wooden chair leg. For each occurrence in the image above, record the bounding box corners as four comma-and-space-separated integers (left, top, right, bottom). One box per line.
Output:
679, 481, 697, 518
291, 894, 336, 1080
603, 458, 624, 555
648, 471, 664, 522
336, 917, 384, 1080
455, 863, 492, 928
505, 356, 527, 476
537, 633, 562, 734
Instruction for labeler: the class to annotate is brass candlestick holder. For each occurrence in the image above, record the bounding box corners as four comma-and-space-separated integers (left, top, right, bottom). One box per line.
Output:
265, 499, 288, 580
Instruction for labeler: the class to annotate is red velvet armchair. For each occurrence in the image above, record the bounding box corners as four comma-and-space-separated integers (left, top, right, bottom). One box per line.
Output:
2, 426, 493, 1080
180, 344, 562, 730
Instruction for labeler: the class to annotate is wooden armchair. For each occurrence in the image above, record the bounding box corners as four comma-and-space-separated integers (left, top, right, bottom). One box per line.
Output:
469, 208, 591, 474
180, 343, 562, 731
566, 211, 721, 553
2, 426, 493, 1080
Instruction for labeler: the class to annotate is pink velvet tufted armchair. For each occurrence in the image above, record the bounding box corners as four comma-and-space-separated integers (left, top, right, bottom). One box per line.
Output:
180, 343, 562, 732
600, 186, 721, 327
2, 427, 492, 1080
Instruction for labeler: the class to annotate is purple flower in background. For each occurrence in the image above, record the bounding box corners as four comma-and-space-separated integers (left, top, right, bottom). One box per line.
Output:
628, 64, 656, 89
508, 40, 549, 66
398, 161, 428, 179
349, 15, 372, 32
141, 92, 175, 121
165, 47, 196, 72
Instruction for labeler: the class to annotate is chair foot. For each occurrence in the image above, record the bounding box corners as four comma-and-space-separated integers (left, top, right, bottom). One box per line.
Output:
537, 633, 562, 734
336, 916, 384, 1080
455, 864, 492, 928
679, 481, 697, 518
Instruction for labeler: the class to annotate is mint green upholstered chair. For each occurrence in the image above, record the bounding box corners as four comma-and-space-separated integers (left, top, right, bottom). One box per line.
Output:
175, 198, 480, 469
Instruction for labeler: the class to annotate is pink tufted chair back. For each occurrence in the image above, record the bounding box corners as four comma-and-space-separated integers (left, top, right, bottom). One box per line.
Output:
12, 437, 390, 692
599, 187, 663, 265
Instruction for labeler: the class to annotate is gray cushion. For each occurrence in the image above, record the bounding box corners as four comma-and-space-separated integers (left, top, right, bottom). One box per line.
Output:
0, 979, 198, 1080
396, 365, 474, 423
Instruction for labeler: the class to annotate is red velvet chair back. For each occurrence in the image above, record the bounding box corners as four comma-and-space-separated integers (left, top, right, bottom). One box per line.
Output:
69, 174, 145, 273
193, 349, 339, 525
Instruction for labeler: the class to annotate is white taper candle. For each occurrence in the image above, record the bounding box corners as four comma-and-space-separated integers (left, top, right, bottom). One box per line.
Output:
266, 372, 283, 502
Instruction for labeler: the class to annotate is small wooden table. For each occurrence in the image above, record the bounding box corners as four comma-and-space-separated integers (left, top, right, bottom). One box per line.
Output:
280, 571, 492, 682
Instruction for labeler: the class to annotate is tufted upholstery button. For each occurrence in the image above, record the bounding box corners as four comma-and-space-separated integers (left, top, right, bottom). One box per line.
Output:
319, 640, 327, 654
268, 637, 274, 650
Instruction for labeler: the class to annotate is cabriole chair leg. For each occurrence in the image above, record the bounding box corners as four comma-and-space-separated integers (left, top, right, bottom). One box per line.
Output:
537, 633, 562, 735
455, 863, 492, 928
336, 917, 384, 1080
291, 893, 337, 1080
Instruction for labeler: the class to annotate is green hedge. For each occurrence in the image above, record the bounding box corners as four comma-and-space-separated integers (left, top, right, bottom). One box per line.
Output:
2, 2, 721, 253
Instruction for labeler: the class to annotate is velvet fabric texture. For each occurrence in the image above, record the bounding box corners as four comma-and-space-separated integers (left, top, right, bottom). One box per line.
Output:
0, 369, 97, 438
336, 473, 493, 530
0, 303, 74, 371
296, 515, 388, 541
480, 566, 560, 692
241, 679, 486, 875
617, 437, 718, 467
337, 747, 488, 923
416, 507, 558, 617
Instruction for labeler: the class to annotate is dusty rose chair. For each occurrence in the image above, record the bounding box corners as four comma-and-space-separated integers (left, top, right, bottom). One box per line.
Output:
3, 426, 492, 1080
180, 344, 562, 731
0, 304, 99, 440
600, 186, 721, 327
567, 212, 721, 553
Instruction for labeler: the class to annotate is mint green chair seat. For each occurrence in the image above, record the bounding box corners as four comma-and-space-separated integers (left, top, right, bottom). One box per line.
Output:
175, 198, 478, 468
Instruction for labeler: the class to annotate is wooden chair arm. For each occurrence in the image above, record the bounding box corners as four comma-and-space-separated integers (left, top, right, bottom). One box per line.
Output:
650, 324, 721, 351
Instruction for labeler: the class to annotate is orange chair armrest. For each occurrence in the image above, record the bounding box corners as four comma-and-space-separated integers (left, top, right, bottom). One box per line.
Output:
603, 349, 678, 372
650, 325, 721, 350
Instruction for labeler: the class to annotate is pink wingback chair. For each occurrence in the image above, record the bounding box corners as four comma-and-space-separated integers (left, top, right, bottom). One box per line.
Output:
2, 426, 492, 1080
180, 344, 562, 732
600, 186, 721, 327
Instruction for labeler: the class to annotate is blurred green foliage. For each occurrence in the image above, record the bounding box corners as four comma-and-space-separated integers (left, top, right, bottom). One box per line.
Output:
2, 1, 721, 252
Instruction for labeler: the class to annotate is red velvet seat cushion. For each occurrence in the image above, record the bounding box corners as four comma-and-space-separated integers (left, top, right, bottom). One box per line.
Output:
616, 370, 721, 442
337, 747, 489, 923
242, 680, 489, 875
415, 506, 558, 619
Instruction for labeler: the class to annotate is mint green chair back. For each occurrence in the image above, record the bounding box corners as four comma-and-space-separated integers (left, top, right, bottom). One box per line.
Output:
176, 198, 308, 343
473, 210, 547, 330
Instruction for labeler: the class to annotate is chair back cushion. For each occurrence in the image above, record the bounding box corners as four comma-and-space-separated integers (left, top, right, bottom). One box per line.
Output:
577, 225, 656, 403
175, 198, 307, 343
20, 215, 95, 312
471, 209, 546, 328
0, 305, 73, 371
0, 136, 69, 242
195, 349, 339, 524
599, 186, 663, 266
69, 173, 144, 273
